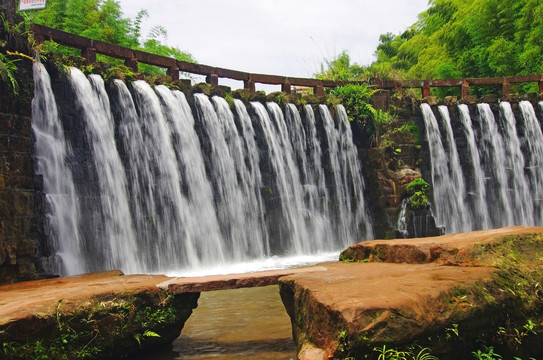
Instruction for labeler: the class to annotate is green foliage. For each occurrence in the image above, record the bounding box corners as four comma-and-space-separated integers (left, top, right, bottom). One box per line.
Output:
370, 0, 543, 94
30, 0, 195, 74
472, 345, 502, 360
372, 345, 413, 360
406, 178, 431, 210
315, 51, 370, 81
0, 51, 19, 94
330, 84, 377, 123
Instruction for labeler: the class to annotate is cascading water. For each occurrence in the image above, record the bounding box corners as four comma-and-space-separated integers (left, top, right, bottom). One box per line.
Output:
421, 101, 543, 234
476, 103, 515, 227
69, 68, 139, 273
437, 106, 471, 231
32, 63, 83, 275
33, 66, 373, 276
498, 102, 533, 225
420, 103, 468, 233
457, 105, 490, 229
519, 101, 543, 224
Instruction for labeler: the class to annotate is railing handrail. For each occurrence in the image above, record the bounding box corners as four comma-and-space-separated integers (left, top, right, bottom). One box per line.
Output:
30, 23, 543, 98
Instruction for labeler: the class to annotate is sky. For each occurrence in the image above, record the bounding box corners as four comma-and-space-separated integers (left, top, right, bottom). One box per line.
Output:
117, 0, 430, 88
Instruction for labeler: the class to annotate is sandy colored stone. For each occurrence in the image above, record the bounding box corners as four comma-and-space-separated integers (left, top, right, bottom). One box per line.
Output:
341, 225, 543, 265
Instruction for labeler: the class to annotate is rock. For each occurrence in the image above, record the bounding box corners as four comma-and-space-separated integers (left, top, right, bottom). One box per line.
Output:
422, 96, 438, 106
0, 270, 200, 360
441, 96, 457, 105
480, 94, 499, 103
281, 226, 543, 360
299, 343, 328, 360
460, 95, 478, 104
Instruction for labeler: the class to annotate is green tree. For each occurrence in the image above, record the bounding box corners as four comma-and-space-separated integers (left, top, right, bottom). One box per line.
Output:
30, 0, 195, 74
370, 0, 543, 90
315, 51, 369, 81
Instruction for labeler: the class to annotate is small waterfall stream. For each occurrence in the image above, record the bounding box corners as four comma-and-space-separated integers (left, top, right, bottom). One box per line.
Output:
32, 65, 373, 276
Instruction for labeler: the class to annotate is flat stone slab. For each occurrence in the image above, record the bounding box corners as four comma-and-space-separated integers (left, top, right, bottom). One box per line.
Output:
159, 266, 328, 293
0, 270, 170, 326
279, 226, 543, 360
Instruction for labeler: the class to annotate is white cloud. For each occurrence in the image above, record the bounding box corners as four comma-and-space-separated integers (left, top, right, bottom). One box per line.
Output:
118, 0, 428, 79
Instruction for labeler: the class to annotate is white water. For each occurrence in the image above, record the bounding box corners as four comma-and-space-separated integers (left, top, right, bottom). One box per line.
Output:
422, 101, 543, 233
519, 101, 543, 224
33, 68, 372, 275
420, 103, 467, 233
477, 103, 515, 227
32, 63, 83, 275
69, 69, 139, 273
457, 105, 490, 229
498, 102, 533, 225
396, 198, 408, 238
437, 106, 471, 231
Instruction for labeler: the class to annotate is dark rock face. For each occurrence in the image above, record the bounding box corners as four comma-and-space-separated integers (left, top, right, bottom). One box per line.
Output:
404, 206, 445, 238
0, 112, 43, 284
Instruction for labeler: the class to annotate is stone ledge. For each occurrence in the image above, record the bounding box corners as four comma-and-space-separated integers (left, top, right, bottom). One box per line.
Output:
281, 227, 543, 360
0, 270, 199, 360
160, 266, 327, 293
340, 225, 543, 265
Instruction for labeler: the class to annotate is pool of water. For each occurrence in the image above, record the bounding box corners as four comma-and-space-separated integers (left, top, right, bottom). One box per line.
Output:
133, 285, 296, 360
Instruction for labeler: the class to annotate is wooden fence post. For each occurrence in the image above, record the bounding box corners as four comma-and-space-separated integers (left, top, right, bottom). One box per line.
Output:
422, 81, 431, 98
461, 80, 470, 100
281, 79, 291, 94
206, 74, 218, 87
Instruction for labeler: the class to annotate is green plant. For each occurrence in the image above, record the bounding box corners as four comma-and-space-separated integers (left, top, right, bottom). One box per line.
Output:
330, 83, 378, 123
405, 178, 431, 210
497, 320, 537, 346
472, 345, 502, 360
373, 345, 411, 360
413, 347, 439, 360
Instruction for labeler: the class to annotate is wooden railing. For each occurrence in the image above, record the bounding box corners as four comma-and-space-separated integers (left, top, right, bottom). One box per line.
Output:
29, 23, 543, 99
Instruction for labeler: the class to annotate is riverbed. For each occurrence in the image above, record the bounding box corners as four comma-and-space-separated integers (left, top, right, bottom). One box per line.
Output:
135, 285, 296, 360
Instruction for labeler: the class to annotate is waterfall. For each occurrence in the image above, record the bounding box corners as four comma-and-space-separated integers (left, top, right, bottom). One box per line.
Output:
32, 67, 372, 275
457, 105, 490, 229
396, 198, 408, 238
422, 101, 543, 234
437, 106, 471, 231
32, 63, 83, 275
319, 105, 373, 245
498, 102, 533, 225
477, 103, 515, 227
68, 68, 139, 273
420, 103, 467, 233
519, 101, 543, 224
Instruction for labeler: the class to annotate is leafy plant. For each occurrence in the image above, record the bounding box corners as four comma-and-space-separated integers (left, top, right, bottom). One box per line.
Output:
0, 51, 19, 95
405, 178, 431, 210
373, 345, 411, 360
330, 83, 378, 123
497, 320, 537, 347
472, 345, 502, 360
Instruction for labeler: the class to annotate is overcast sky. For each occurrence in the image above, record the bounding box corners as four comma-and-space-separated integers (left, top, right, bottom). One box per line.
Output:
117, 1, 429, 88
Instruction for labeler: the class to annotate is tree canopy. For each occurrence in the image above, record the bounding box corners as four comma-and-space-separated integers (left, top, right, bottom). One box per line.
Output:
31, 0, 195, 71
316, 0, 543, 83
